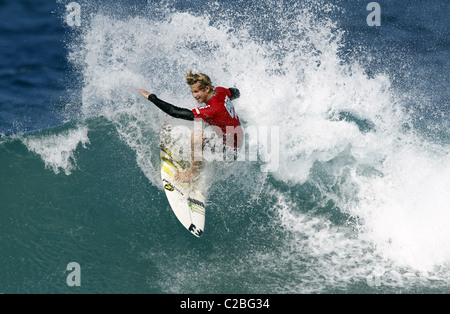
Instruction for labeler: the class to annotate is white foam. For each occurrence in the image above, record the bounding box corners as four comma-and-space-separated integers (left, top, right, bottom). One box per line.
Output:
22, 124, 90, 175
350, 140, 450, 272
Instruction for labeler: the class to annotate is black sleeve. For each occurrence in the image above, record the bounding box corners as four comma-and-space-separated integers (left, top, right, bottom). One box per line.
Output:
148, 94, 194, 121
229, 88, 240, 101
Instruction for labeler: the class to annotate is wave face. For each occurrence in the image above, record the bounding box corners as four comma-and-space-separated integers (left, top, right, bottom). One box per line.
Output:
1, 0, 449, 293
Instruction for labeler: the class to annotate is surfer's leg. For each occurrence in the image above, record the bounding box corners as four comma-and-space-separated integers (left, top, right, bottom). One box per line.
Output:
175, 130, 204, 182
191, 130, 204, 171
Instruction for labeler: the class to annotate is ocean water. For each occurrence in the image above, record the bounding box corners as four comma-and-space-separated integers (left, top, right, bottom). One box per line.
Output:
0, 0, 449, 294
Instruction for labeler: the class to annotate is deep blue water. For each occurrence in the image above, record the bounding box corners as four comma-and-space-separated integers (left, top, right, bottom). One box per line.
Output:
0, 0, 68, 136
0, 0, 449, 294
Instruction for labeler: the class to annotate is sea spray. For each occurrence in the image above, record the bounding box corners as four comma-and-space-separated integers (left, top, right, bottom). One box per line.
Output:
21, 124, 90, 175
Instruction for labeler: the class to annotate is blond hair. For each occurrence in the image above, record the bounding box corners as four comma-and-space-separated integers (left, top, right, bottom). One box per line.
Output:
186, 70, 215, 91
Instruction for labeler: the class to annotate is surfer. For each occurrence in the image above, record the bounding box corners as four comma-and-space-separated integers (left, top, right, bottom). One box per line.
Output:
137, 71, 243, 182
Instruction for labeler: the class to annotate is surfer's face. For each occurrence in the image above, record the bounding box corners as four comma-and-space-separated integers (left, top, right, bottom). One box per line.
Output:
190, 82, 211, 104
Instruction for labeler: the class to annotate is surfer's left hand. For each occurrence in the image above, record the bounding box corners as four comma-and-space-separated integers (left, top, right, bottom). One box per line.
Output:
137, 88, 151, 99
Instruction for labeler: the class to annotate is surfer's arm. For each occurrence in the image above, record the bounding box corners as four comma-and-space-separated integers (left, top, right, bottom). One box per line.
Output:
147, 94, 195, 121
229, 87, 240, 101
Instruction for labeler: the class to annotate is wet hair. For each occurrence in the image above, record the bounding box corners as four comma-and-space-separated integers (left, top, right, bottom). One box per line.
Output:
186, 70, 215, 91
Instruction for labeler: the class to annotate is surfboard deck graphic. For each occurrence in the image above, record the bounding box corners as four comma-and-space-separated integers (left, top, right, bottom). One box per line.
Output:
159, 125, 205, 237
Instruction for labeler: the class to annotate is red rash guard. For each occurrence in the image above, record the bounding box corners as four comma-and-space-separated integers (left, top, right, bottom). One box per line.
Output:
192, 87, 243, 148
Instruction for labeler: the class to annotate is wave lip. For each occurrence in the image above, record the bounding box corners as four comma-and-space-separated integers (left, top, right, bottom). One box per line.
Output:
21, 123, 90, 175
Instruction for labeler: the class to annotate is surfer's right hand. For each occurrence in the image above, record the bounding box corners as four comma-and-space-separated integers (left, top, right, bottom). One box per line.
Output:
137, 88, 151, 99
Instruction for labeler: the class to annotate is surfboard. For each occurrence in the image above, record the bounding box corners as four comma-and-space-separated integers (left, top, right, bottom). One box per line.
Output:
159, 125, 206, 237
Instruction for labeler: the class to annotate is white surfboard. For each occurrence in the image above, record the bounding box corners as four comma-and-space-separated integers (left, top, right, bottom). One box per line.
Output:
160, 125, 206, 237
